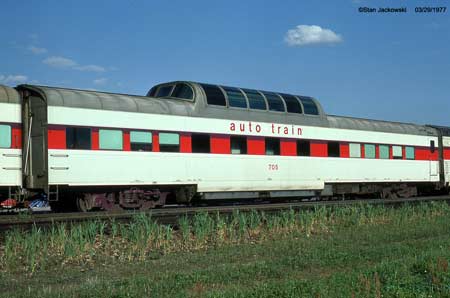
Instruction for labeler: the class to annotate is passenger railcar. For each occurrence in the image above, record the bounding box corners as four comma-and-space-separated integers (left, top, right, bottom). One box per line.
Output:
11, 81, 448, 211
0, 85, 22, 204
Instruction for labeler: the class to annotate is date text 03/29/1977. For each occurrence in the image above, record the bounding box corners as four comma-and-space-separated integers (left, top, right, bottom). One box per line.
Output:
358, 7, 447, 13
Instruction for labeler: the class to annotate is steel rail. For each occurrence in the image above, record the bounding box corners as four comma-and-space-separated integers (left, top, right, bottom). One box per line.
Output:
1, 195, 449, 232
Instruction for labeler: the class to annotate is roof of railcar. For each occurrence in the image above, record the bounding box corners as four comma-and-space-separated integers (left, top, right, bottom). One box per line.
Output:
17, 84, 197, 116
16, 83, 437, 137
0, 84, 21, 103
328, 115, 436, 136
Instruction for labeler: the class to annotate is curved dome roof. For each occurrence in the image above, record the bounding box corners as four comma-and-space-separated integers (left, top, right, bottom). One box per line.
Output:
148, 81, 325, 117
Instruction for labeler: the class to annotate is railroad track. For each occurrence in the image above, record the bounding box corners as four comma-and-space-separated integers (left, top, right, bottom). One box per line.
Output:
1, 195, 449, 232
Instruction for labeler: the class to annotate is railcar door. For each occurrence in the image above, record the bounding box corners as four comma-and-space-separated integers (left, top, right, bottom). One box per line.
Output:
429, 139, 438, 177
21, 89, 48, 191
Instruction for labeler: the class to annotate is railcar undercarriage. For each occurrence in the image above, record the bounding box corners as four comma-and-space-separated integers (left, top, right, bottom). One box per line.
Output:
2, 182, 448, 213
43, 182, 448, 212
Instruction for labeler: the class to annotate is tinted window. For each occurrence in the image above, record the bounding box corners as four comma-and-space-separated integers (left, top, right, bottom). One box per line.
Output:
231, 136, 247, 154
299, 96, 319, 115
405, 146, 415, 160
130, 131, 152, 151
262, 92, 285, 112
200, 84, 226, 106
99, 129, 123, 150
147, 86, 157, 97
266, 138, 280, 155
392, 145, 402, 159
364, 144, 376, 158
281, 94, 303, 114
172, 83, 193, 100
0, 124, 11, 148
156, 85, 174, 97
379, 145, 389, 159
431, 140, 435, 153
349, 143, 361, 158
192, 134, 210, 153
222, 86, 247, 108
242, 89, 266, 110
328, 142, 340, 157
297, 140, 310, 156
66, 127, 91, 150
159, 132, 180, 152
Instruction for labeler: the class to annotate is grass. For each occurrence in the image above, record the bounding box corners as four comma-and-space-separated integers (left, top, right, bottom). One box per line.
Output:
0, 202, 449, 297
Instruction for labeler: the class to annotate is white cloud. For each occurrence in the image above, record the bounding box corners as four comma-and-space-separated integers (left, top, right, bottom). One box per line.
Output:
75, 65, 106, 72
29, 46, 48, 54
0, 74, 28, 85
43, 56, 106, 72
93, 78, 108, 85
43, 56, 77, 68
284, 25, 342, 47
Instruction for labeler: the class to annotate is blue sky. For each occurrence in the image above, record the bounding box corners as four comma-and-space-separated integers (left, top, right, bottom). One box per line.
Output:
1, 0, 449, 125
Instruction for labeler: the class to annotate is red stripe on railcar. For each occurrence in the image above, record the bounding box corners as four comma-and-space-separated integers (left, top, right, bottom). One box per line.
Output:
280, 139, 296, 156
340, 143, 349, 158
247, 136, 265, 155
180, 133, 191, 153
444, 148, 450, 160
375, 145, 380, 159
211, 134, 230, 154
402, 146, 406, 160
310, 141, 327, 157
91, 128, 99, 150
152, 133, 160, 152
360, 145, 365, 158
415, 147, 439, 161
11, 126, 22, 149
389, 146, 393, 159
123, 130, 131, 151
48, 126, 66, 149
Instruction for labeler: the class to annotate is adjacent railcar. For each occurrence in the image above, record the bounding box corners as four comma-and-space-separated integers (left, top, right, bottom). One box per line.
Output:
15, 81, 446, 211
0, 85, 22, 203
429, 125, 450, 186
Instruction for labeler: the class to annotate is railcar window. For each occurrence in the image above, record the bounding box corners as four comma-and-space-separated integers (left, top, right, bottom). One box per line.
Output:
392, 145, 403, 159
172, 83, 194, 100
430, 140, 435, 153
298, 97, 319, 115
262, 92, 286, 112
222, 86, 247, 108
364, 144, 376, 159
155, 85, 174, 97
231, 136, 247, 154
405, 146, 415, 160
200, 84, 226, 106
328, 142, 340, 157
379, 145, 389, 159
297, 140, 310, 156
147, 86, 157, 97
280, 94, 303, 114
349, 143, 361, 158
0, 124, 11, 148
99, 129, 123, 150
192, 134, 210, 153
242, 89, 266, 110
159, 133, 180, 152
266, 138, 280, 155
66, 127, 91, 150
130, 131, 152, 151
